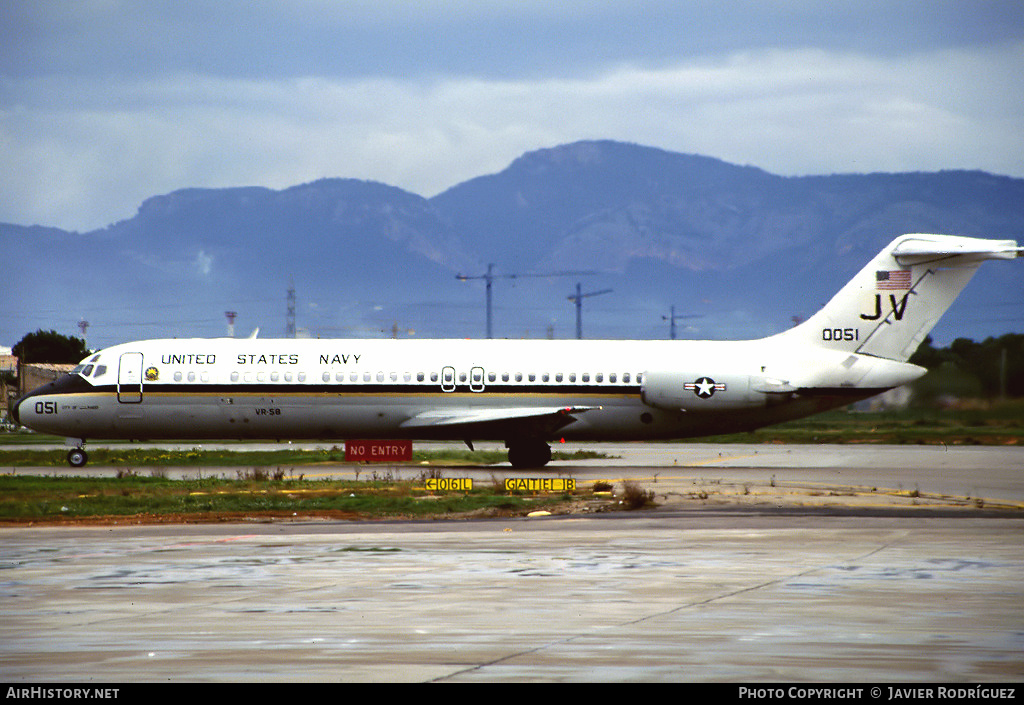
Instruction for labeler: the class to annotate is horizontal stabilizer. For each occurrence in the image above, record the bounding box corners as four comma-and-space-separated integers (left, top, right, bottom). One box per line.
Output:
892, 235, 1022, 263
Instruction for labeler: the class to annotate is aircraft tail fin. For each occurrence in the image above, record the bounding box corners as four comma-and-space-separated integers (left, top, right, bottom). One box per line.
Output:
771, 234, 1021, 362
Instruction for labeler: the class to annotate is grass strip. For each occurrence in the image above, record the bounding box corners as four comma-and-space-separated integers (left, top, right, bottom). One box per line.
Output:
0, 447, 608, 468
687, 405, 1024, 445
0, 474, 579, 521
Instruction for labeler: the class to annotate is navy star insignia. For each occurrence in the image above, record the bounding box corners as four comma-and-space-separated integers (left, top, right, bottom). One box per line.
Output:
684, 377, 726, 398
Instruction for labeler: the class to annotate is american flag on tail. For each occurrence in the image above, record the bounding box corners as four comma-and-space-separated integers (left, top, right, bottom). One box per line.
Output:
876, 269, 911, 290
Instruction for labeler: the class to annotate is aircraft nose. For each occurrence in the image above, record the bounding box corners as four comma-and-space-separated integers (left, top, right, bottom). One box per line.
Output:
10, 394, 24, 426
11, 388, 45, 428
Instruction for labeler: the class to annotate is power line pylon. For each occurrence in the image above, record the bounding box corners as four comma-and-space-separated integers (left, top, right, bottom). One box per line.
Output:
286, 281, 296, 338
77, 320, 89, 349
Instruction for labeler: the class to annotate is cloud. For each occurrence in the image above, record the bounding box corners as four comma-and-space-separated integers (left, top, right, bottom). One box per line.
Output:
2, 42, 1022, 230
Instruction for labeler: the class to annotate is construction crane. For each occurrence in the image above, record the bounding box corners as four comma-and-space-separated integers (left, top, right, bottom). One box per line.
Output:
456, 265, 596, 339
662, 305, 701, 340
567, 283, 612, 339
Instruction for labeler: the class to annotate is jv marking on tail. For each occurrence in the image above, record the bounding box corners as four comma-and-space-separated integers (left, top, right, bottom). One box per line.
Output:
860, 294, 910, 321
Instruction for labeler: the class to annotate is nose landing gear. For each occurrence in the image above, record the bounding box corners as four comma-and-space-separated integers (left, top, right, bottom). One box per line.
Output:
66, 443, 88, 468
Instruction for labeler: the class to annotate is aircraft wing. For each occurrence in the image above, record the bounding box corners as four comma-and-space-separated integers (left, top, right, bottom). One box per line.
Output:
400, 405, 600, 438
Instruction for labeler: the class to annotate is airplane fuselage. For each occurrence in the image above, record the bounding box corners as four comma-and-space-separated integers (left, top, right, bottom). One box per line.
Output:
13, 234, 1019, 467
13, 337, 893, 444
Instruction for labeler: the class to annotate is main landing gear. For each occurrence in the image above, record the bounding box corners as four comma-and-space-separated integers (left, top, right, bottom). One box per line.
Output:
506, 439, 552, 469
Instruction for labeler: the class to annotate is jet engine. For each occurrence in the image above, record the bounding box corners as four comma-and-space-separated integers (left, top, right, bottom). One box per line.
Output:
640, 371, 754, 411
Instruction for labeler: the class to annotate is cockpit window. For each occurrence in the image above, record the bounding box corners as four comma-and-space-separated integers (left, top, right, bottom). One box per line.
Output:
82, 364, 94, 377
95, 365, 107, 377
71, 365, 86, 375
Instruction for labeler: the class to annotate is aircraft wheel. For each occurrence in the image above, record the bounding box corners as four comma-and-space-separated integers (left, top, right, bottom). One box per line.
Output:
507, 441, 551, 469
67, 448, 89, 468
535, 442, 552, 466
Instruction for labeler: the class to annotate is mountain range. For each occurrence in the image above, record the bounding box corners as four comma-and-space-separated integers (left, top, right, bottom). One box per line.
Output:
3, 140, 1023, 349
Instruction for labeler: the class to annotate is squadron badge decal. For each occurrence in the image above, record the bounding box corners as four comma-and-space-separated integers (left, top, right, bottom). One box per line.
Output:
684, 377, 726, 399
145, 367, 160, 381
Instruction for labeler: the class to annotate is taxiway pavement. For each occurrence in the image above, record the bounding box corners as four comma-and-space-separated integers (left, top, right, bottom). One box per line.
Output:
1, 443, 1022, 682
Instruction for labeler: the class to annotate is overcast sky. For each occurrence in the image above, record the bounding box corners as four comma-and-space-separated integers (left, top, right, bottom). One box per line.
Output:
3, 0, 1024, 231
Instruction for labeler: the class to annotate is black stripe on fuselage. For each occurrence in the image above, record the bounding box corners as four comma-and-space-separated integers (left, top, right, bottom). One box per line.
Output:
32, 381, 644, 398
19, 374, 95, 398
795, 387, 889, 398
12, 375, 97, 425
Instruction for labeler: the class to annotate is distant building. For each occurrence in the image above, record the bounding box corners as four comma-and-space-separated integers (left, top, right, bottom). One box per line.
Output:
849, 384, 914, 412
0, 352, 16, 421
19, 363, 75, 396
3, 363, 76, 423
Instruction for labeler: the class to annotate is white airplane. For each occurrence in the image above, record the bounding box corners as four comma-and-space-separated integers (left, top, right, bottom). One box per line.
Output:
13, 234, 1021, 468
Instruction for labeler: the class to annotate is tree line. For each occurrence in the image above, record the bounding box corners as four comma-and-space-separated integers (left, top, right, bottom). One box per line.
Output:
910, 334, 1024, 399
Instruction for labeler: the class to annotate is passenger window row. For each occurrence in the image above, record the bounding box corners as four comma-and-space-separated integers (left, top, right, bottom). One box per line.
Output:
312, 370, 643, 385
229, 371, 308, 383
174, 371, 212, 383
166, 369, 644, 385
